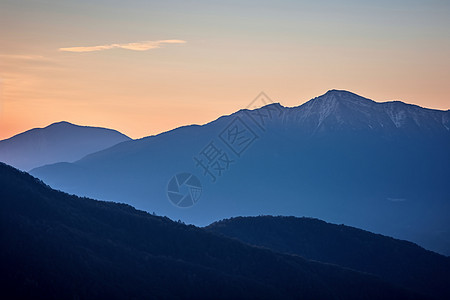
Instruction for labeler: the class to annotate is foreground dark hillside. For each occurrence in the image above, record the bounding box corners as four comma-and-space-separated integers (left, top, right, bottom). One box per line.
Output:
207, 216, 450, 299
0, 163, 420, 299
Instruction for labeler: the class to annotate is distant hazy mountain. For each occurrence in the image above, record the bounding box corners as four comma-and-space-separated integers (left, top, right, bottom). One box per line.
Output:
30, 90, 450, 255
1, 163, 422, 299
207, 216, 450, 299
0, 121, 131, 171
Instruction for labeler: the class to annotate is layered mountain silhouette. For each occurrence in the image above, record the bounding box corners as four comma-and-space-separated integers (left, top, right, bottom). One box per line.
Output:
0, 121, 131, 171
1, 163, 424, 299
206, 216, 450, 299
30, 90, 450, 255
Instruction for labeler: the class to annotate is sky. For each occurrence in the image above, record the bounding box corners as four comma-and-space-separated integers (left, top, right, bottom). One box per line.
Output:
1, 0, 449, 140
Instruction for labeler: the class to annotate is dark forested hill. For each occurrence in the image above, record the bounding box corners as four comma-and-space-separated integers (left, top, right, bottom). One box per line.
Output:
0, 163, 422, 299
206, 216, 450, 299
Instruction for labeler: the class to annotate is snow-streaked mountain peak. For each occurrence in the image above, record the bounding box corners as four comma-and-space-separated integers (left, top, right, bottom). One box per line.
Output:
248, 90, 450, 134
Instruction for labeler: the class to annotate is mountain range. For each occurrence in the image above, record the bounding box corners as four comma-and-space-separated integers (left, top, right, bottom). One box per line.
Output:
25, 90, 450, 255
0, 121, 131, 171
1, 162, 425, 299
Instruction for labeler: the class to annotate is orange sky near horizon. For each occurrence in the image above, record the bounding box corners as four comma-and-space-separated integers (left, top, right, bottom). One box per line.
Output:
1, 0, 449, 140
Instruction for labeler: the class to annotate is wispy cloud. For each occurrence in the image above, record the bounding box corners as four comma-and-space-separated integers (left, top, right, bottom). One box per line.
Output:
59, 39, 186, 53
0, 54, 50, 61
0, 54, 59, 72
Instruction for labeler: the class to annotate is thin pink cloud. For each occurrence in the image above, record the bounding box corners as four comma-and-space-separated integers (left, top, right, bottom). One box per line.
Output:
59, 39, 186, 52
